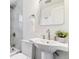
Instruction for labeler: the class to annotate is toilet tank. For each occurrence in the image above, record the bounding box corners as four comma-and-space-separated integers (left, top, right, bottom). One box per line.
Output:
21, 40, 36, 59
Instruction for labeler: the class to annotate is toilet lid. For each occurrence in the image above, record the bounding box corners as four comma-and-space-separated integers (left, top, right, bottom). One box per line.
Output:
11, 53, 30, 59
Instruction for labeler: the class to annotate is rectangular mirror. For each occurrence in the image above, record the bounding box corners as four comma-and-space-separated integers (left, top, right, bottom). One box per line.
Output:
39, 0, 65, 25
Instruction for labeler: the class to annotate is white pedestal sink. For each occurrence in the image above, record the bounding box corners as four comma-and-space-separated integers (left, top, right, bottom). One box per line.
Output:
29, 38, 68, 59
34, 40, 56, 59
41, 52, 54, 59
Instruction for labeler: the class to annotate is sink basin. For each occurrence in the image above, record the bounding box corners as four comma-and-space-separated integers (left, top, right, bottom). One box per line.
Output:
30, 38, 68, 52
29, 38, 68, 59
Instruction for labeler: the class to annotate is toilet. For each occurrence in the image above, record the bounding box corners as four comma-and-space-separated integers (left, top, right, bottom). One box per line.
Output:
11, 40, 36, 59
11, 53, 29, 59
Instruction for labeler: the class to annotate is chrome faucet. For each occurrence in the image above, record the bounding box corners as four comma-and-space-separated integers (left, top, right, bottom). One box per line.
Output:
47, 29, 50, 40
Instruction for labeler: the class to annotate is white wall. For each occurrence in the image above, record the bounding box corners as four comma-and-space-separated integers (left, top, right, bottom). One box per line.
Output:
23, 0, 40, 40
35, 0, 69, 40
23, 0, 69, 40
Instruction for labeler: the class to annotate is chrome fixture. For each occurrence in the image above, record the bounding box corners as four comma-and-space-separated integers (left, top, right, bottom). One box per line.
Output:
47, 29, 50, 40
42, 34, 45, 39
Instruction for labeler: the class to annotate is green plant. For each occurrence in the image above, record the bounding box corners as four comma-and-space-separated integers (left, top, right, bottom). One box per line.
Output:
56, 31, 68, 38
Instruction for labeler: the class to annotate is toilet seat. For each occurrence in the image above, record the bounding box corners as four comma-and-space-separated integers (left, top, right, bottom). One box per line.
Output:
11, 53, 30, 59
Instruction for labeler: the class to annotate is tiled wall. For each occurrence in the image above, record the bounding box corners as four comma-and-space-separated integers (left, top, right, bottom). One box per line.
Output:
10, 0, 23, 50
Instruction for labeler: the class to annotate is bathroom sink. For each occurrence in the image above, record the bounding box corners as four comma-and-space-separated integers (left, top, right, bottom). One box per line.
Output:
30, 38, 68, 52
30, 38, 68, 59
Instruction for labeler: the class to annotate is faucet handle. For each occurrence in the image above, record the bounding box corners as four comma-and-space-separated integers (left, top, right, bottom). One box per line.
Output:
42, 35, 45, 39
47, 29, 50, 32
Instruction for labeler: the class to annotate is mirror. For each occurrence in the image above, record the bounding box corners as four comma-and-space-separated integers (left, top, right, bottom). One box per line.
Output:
39, 0, 65, 25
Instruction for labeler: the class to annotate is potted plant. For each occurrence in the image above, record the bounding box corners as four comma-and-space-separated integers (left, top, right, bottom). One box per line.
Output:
55, 31, 68, 43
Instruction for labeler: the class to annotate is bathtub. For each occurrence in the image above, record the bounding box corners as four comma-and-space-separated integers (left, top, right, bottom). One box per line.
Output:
10, 47, 20, 56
